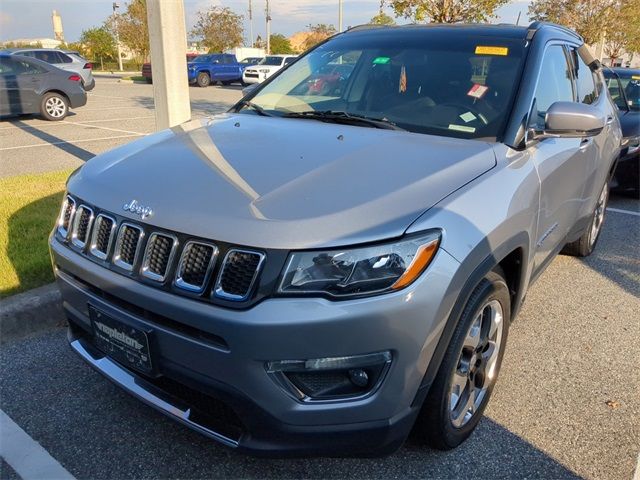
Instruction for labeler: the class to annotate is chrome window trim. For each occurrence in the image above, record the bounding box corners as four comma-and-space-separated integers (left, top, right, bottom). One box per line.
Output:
57, 195, 76, 239
141, 233, 179, 283
89, 214, 117, 260
174, 241, 218, 293
113, 222, 145, 271
214, 249, 266, 302
70, 205, 94, 249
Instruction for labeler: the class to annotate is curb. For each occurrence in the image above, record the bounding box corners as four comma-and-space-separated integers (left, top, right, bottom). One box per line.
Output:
0, 283, 65, 343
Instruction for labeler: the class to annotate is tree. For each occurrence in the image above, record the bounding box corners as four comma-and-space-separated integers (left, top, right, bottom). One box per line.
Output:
383, 0, 509, 23
529, 0, 640, 53
106, 0, 149, 63
370, 11, 396, 25
191, 6, 244, 53
302, 24, 337, 51
79, 27, 116, 70
269, 34, 295, 54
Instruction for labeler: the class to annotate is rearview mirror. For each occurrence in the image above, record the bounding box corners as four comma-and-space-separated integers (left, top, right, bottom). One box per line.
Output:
539, 101, 606, 138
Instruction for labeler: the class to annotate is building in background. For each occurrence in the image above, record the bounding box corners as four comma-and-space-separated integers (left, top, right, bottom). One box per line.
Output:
2, 38, 62, 48
52, 10, 64, 42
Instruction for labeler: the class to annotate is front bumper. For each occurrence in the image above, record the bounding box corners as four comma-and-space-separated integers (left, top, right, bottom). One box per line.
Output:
50, 235, 460, 456
242, 72, 262, 84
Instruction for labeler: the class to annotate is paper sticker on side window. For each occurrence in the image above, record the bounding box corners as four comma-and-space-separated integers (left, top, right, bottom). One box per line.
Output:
475, 46, 509, 56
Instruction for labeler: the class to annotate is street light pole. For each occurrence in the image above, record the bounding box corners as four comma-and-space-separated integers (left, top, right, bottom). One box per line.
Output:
112, 2, 123, 71
338, 0, 343, 32
265, 0, 271, 54
248, 0, 253, 47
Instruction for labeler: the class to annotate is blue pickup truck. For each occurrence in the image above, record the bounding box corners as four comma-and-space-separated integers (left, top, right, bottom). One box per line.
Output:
188, 53, 252, 87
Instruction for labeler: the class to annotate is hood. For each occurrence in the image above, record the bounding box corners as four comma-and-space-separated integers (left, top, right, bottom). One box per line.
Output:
69, 114, 496, 250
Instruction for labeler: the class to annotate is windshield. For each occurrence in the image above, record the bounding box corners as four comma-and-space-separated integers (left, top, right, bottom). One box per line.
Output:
616, 71, 640, 111
259, 56, 284, 66
193, 55, 215, 63
243, 30, 527, 140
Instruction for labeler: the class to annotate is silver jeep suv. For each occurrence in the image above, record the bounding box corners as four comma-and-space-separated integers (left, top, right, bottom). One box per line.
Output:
50, 22, 621, 456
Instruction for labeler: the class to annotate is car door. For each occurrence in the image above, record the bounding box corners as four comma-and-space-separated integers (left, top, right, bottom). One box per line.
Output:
0, 57, 45, 114
528, 44, 589, 274
0, 57, 19, 115
209, 55, 223, 80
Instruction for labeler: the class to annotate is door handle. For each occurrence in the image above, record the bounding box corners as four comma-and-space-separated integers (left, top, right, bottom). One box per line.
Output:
606, 115, 614, 125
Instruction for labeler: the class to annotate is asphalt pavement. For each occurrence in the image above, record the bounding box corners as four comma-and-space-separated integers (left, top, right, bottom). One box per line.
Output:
0, 78, 243, 178
1, 198, 638, 479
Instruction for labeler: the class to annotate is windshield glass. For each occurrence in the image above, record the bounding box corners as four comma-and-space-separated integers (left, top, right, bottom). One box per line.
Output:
193, 55, 215, 63
259, 56, 284, 66
243, 30, 527, 140
616, 71, 640, 111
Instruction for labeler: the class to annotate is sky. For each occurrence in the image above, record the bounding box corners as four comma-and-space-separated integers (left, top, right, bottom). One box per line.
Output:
0, 0, 533, 44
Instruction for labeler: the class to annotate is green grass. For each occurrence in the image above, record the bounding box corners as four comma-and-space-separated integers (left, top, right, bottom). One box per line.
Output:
0, 169, 72, 298
121, 75, 147, 82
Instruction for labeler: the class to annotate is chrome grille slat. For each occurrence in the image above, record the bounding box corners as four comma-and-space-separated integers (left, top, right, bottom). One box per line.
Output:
89, 214, 116, 260
71, 205, 94, 249
214, 249, 265, 301
141, 233, 178, 282
57, 196, 76, 238
113, 223, 144, 271
175, 241, 218, 292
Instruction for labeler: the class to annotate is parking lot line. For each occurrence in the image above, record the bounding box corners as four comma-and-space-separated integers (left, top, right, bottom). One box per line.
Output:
607, 207, 640, 217
0, 116, 154, 131
0, 134, 142, 151
61, 120, 145, 136
0, 409, 76, 480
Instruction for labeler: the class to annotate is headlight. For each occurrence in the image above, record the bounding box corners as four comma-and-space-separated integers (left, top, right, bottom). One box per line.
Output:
259, 68, 270, 73
278, 231, 440, 298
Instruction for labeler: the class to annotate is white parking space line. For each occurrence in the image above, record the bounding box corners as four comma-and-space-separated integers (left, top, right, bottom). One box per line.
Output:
61, 120, 145, 136
0, 116, 154, 131
80, 106, 152, 112
634, 452, 640, 480
0, 410, 76, 480
0, 134, 141, 151
607, 207, 640, 217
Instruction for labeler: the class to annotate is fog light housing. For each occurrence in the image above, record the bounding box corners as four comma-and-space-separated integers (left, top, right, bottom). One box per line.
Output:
266, 351, 392, 401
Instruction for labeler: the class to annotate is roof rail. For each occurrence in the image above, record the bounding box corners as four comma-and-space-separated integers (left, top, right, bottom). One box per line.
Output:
526, 21, 583, 42
346, 24, 396, 32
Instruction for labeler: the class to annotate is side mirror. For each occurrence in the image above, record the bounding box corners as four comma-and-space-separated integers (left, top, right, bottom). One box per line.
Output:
242, 83, 259, 97
540, 101, 606, 138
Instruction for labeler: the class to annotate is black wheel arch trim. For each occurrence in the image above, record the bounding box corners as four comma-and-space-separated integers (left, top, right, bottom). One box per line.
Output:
411, 231, 529, 408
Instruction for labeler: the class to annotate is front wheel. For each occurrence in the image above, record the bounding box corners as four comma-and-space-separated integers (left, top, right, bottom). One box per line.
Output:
562, 181, 609, 257
415, 269, 510, 450
196, 72, 211, 88
40, 92, 69, 121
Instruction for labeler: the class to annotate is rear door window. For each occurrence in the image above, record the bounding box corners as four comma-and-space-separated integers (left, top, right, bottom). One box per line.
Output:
530, 45, 574, 129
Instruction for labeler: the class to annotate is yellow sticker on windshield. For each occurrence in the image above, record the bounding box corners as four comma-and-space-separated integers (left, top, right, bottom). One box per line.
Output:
632, 75, 640, 80
475, 46, 509, 56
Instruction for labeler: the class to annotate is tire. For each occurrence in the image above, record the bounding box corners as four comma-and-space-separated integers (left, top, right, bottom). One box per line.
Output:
416, 269, 511, 450
562, 181, 609, 257
40, 92, 69, 121
196, 72, 211, 88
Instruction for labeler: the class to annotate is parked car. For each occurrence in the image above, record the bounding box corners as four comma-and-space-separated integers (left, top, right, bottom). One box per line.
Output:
603, 67, 639, 196
188, 53, 247, 87
242, 54, 298, 84
142, 53, 198, 84
50, 22, 620, 456
0, 54, 87, 120
2, 48, 95, 91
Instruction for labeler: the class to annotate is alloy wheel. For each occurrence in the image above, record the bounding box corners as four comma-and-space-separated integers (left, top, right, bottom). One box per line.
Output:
588, 183, 608, 247
449, 299, 504, 428
45, 97, 66, 118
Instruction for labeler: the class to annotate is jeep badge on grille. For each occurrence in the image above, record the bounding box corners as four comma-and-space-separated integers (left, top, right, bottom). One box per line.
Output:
123, 199, 153, 219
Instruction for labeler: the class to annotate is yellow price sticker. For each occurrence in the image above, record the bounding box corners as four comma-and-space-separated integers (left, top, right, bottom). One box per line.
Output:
632, 75, 640, 80
475, 46, 509, 56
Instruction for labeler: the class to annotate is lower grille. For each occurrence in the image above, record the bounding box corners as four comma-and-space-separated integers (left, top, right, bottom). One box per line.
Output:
214, 249, 264, 301
113, 223, 144, 271
71, 206, 93, 248
57, 196, 76, 238
142, 233, 177, 282
175, 241, 217, 292
90, 215, 115, 259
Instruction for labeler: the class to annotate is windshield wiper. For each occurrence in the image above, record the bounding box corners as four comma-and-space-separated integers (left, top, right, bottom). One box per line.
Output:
283, 110, 405, 131
236, 100, 272, 117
